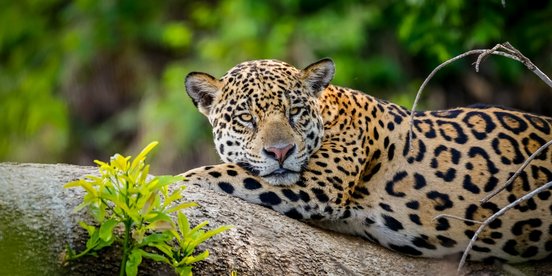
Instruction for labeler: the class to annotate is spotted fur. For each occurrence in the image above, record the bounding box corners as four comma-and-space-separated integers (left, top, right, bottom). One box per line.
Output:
183, 59, 552, 263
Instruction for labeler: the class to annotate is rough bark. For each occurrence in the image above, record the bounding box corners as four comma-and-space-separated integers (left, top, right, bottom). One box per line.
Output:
0, 163, 550, 275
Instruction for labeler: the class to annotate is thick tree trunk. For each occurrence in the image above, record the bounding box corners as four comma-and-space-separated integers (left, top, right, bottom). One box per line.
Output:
0, 163, 550, 275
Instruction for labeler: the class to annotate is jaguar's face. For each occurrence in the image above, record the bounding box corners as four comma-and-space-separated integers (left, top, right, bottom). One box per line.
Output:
185, 59, 335, 185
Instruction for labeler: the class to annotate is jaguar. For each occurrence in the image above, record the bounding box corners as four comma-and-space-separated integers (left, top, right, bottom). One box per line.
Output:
182, 58, 552, 263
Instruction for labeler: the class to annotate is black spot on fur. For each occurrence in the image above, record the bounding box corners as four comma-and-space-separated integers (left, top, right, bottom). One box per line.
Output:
379, 203, 393, 212
311, 188, 329, 203
259, 192, 282, 205
217, 182, 234, 194
426, 191, 453, 211
284, 208, 303, 219
464, 204, 479, 226
208, 171, 222, 178
243, 178, 262, 190
389, 244, 423, 256
495, 111, 528, 134
364, 217, 375, 225
413, 173, 426, 190
472, 245, 491, 253
409, 214, 422, 225
362, 163, 381, 182
524, 113, 551, 134
227, 169, 238, 176
435, 217, 450, 231
529, 230, 542, 242
299, 191, 310, 202
388, 144, 396, 161
311, 214, 324, 220
282, 189, 299, 202
341, 209, 351, 219
512, 219, 542, 235
538, 191, 551, 200
491, 232, 503, 239
521, 246, 539, 258
412, 236, 436, 249
385, 171, 408, 197
383, 214, 404, 231
492, 132, 525, 165
406, 200, 419, 210
503, 240, 519, 256
436, 120, 468, 144
437, 235, 457, 248
462, 111, 496, 139
482, 238, 495, 245
462, 175, 481, 194
522, 133, 549, 160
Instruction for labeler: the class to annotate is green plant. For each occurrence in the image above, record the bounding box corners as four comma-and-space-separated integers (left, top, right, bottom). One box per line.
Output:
64, 141, 231, 276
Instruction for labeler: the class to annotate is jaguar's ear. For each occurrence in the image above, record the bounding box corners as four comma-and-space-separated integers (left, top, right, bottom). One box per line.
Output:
301, 58, 335, 97
185, 72, 222, 116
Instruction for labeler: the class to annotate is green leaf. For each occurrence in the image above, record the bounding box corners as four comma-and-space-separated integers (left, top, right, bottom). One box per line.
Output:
196, 225, 232, 245
146, 211, 174, 225
85, 230, 100, 250
148, 242, 174, 258
136, 249, 171, 264
140, 193, 157, 215
187, 221, 209, 239
64, 179, 85, 188
99, 219, 118, 242
179, 250, 209, 266
163, 188, 184, 207
79, 221, 96, 236
147, 220, 174, 232
73, 201, 90, 213
177, 212, 190, 238
79, 181, 98, 196
177, 266, 192, 276
140, 232, 172, 246
94, 235, 115, 251
166, 202, 198, 214
112, 154, 131, 171
126, 249, 143, 276
151, 175, 184, 191
131, 141, 158, 170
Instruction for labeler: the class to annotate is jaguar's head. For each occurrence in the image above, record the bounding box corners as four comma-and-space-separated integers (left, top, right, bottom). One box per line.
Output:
185, 59, 334, 185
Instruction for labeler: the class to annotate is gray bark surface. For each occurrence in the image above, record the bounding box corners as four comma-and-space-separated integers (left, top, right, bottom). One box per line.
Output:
0, 163, 550, 275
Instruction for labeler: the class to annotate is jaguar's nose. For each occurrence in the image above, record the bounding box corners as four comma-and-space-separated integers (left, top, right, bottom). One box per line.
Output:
263, 144, 296, 164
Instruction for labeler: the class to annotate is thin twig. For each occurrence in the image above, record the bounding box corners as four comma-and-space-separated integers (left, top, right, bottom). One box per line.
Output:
457, 180, 552, 273
432, 214, 482, 225
408, 43, 552, 152
481, 139, 552, 204
408, 48, 519, 151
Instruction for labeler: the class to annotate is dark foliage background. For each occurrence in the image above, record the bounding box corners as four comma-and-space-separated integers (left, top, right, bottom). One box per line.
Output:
1, 0, 551, 173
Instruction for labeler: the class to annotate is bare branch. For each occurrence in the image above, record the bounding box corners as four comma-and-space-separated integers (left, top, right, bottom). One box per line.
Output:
408, 43, 552, 152
457, 180, 552, 273
480, 139, 552, 204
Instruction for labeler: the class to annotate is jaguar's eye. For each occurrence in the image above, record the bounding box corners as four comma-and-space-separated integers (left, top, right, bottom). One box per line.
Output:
290, 107, 301, 116
237, 113, 253, 123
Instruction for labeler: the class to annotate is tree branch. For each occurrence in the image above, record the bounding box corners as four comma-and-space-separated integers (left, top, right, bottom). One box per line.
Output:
408, 42, 552, 152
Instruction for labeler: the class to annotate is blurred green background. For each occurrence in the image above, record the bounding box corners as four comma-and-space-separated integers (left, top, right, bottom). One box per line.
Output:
1, 0, 551, 174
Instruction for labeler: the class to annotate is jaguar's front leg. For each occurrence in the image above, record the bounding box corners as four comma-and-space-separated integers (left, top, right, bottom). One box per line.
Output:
181, 163, 346, 221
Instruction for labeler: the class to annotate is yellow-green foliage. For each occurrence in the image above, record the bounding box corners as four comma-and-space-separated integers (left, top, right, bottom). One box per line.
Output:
65, 141, 231, 276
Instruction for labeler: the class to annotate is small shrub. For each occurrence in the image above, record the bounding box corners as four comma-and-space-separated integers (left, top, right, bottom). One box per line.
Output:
65, 141, 231, 276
